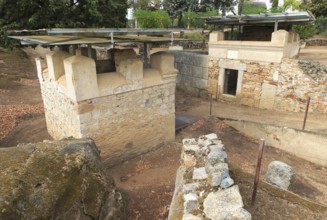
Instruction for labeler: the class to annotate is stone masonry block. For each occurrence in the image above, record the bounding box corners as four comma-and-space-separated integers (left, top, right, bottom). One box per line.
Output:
116, 58, 143, 85
64, 55, 99, 102
151, 52, 178, 75
46, 51, 72, 80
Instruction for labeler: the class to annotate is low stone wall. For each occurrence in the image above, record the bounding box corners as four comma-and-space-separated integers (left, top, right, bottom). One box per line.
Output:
224, 119, 327, 166
170, 51, 209, 98
306, 39, 327, 46
169, 134, 251, 220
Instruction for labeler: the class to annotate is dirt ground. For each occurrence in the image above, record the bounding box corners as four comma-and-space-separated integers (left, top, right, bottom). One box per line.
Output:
1, 46, 327, 220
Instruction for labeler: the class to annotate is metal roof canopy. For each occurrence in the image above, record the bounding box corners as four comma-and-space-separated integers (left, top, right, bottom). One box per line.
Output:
205, 11, 315, 28
9, 28, 204, 46
9, 35, 113, 46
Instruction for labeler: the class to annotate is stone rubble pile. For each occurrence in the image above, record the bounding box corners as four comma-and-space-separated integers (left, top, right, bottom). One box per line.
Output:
169, 133, 252, 220
298, 60, 327, 78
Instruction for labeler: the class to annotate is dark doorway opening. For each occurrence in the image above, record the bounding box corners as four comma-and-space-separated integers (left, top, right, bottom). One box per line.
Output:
224, 69, 238, 96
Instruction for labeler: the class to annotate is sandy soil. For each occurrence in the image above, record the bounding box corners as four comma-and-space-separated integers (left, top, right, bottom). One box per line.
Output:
1, 46, 327, 220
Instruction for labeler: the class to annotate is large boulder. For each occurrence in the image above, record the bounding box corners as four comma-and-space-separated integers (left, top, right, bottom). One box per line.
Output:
0, 138, 125, 220
265, 161, 294, 190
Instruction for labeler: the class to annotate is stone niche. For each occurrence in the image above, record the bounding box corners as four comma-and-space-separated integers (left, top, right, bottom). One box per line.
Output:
37, 49, 178, 166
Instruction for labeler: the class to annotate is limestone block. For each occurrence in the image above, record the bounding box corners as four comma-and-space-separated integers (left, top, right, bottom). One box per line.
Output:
265, 161, 294, 190
203, 186, 246, 220
205, 133, 218, 141
209, 31, 224, 42
193, 167, 208, 180
221, 177, 235, 189
151, 52, 178, 76
207, 147, 227, 165
208, 172, 224, 187
183, 214, 202, 220
46, 51, 72, 80
205, 162, 229, 176
183, 193, 199, 213
259, 83, 277, 110
271, 30, 289, 45
182, 153, 197, 168
183, 183, 201, 194
114, 49, 137, 67
64, 55, 99, 102
116, 58, 143, 86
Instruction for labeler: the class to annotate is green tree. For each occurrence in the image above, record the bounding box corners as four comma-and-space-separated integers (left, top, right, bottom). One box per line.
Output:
199, 0, 238, 16
0, 0, 128, 48
302, 0, 327, 17
164, 0, 196, 27
134, 10, 171, 28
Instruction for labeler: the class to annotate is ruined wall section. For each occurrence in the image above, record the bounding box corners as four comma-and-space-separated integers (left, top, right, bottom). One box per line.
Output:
276, 60, 327, 113
170, 51, 209, 98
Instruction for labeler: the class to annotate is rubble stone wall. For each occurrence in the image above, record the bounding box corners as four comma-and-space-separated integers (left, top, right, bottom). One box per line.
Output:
169, 134, 251, 220
207, 58, 327, 113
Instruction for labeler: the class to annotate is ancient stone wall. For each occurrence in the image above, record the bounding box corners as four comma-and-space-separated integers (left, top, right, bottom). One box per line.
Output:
169, 134, 251, 220
207, 58, 327, 113
170, 51, 209, 98
37, 50, 177, 166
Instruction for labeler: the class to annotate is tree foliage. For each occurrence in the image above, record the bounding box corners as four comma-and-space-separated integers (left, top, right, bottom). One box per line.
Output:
302, 0, 327, 17
0, 0, 128, 48
198, 0, 238, 16
129, 0, 162, 10
134, 10, 171, 28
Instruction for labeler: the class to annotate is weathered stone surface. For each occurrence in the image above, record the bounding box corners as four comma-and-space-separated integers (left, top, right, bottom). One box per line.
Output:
39, 50, 177, 167
183, 213, 203, 220
214, 208, 252, 220
265, 161, 294, 190
208, 172, 224, 187
204, 186, 247, 220
221, 177, 235, 189
183, 183, 201, 194
169, 135, 250, 220
0, 139, 124, 220
206, 147, 227, 165
193, 167, 208, 180
205, 133, 218, 140
182, 153, 197, 168
183, 193, 199, 213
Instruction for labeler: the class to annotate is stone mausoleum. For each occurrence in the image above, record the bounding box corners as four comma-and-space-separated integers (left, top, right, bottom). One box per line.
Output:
36, 48, 177, 165
173, 12, 327, 113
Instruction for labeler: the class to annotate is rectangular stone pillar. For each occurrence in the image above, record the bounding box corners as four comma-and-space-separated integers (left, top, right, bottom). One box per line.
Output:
64, 55, 99, 102
46, 51, 72, 80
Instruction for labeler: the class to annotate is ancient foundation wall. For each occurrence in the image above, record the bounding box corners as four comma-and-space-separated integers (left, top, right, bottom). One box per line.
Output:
37, 50, 177, 165
170, 51, 209, 98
